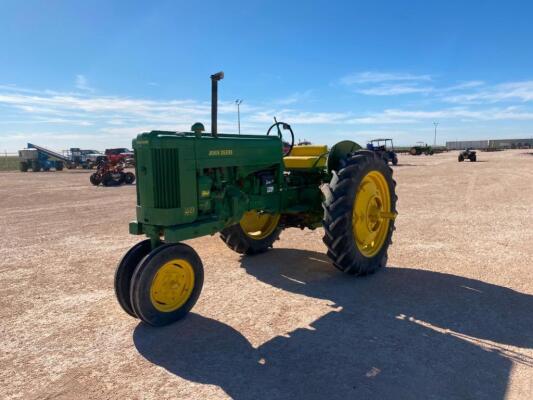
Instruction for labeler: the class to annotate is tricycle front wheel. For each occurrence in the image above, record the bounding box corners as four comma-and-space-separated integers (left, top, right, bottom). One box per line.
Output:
129, 243, 204, 327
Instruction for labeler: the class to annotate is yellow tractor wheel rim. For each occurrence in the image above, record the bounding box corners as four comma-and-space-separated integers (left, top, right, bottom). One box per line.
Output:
352, 170, 394, 257
240, 211, 280, 240
150, 259, 195, 312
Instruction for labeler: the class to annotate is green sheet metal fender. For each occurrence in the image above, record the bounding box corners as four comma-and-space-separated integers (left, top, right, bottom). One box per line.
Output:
327, 140, 362, 172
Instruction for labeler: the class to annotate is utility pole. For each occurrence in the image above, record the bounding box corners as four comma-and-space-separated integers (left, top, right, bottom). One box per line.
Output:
433, 122, 439, 146
235, 99, 243, 135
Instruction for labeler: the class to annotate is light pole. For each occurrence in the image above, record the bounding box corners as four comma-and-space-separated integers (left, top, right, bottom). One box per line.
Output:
433, 122, 439, 146
235, 99, 243, 135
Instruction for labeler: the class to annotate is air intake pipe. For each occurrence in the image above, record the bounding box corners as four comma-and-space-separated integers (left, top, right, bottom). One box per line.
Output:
210, 71, 224, 137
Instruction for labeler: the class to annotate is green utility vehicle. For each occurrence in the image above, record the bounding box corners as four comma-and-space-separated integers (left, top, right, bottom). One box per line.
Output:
115, 72, 398, 326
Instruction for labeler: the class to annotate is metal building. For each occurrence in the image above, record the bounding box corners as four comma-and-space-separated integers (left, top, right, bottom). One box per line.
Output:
446, 138, 533, 150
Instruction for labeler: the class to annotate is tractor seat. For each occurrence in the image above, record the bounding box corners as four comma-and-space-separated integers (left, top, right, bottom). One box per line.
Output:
284, 145, 328, 169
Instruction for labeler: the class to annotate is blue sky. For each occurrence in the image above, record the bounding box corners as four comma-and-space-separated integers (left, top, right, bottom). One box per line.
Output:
2, 0, 533, 151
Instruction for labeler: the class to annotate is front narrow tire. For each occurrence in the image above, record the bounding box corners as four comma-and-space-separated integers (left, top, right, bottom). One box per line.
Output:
114, 239, 152, 318
130, 243, 204, 327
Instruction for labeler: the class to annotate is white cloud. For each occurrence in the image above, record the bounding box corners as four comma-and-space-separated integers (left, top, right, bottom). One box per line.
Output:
276, 90, 314, 105
441, 80, 485, 92
3, 78, 533, 151
340, 71, 432, 85
341, 72, 488, 98
444, 81, 533, 104
75, 74, 94, 92
250, 109, 351, 124
351, 107, 533, 124
340, 71, 435, 96
356, 84, 433, 96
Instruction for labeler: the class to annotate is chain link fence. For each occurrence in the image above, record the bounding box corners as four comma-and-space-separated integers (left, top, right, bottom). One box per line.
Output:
1, 151, 19, 171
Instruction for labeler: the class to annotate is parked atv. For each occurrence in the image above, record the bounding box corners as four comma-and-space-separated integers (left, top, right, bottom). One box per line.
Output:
90, 160, 135, 186
458, 148, 477, 162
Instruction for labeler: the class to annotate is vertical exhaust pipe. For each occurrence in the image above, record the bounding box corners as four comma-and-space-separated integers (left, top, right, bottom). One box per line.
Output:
210, 71, 224, 137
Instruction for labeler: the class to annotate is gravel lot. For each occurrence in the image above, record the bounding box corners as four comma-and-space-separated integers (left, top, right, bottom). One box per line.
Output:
1, 149, 532, 400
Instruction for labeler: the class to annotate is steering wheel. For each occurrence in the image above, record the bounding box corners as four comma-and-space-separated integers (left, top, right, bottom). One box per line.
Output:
266, 118, 295, 156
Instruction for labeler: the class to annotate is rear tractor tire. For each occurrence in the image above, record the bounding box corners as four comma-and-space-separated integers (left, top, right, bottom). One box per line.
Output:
220, 211, 281, 255
322, 152, 397, 275
19, 162, 28, 172
458, 154, 464, 162
129, 243, 204, 326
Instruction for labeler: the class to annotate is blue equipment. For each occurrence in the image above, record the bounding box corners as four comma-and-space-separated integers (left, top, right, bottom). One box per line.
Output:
18, 143, 70, 172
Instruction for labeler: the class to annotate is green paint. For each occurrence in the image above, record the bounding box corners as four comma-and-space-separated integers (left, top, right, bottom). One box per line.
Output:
131, 129, 360, 246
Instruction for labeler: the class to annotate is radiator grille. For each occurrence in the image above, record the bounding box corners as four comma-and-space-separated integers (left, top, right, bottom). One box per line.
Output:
152, 148, 181, 208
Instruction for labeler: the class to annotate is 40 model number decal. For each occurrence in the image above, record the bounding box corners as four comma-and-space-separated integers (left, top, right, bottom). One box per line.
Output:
208, 149, 233, 156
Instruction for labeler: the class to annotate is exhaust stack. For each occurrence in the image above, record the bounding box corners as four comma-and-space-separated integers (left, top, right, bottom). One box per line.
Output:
210, 71, 224, 137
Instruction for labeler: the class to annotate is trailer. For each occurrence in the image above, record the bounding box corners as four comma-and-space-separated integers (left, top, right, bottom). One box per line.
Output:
19, 143, 70, 172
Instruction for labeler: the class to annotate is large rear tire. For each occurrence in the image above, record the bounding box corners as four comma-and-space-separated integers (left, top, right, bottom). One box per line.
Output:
220, 211, 281, 255
322, 152, 397, 275
130, 243, 204, 327
19, 162, 28, 172
114, 239, 152, 318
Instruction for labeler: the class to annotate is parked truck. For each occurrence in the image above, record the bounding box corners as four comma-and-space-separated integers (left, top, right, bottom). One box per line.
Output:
65, 148, 106, 169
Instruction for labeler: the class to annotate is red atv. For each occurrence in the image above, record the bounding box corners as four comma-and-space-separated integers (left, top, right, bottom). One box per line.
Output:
89, 160, 135, 186
105, 148, 135, 166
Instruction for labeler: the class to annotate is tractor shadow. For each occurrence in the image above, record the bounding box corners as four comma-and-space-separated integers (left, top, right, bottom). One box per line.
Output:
133, 249, 533, 400
394, 163, 418, 167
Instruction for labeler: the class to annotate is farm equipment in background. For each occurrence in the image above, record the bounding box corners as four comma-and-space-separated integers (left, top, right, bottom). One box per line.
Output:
65, 148, 106, 169
18, 143, 69, 172
409, 142, 434, 156
458, 148, 477, 162
366, 138, 398, 165
105, 148, 135, 166
114, 72, 398, 327
89, 159, 135, 186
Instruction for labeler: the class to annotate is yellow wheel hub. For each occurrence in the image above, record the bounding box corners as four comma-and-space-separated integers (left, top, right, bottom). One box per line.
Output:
352, 170, 395, 257
240, 211, 280, 240
150, 259, 195, 312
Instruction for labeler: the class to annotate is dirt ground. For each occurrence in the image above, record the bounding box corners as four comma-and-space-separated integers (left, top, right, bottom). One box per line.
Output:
1, 150, 532, 400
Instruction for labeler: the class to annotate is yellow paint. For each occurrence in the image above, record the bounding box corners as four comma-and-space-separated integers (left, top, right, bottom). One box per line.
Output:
283, 145, 328, 169
352, 170, 396, 257
239, 211, 280, 240
150, 259, 195, 312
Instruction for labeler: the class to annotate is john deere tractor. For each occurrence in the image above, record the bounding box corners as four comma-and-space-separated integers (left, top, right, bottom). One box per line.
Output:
115, 72, 398, 326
